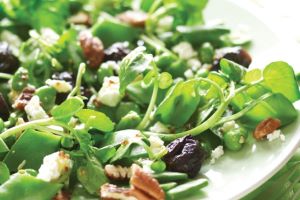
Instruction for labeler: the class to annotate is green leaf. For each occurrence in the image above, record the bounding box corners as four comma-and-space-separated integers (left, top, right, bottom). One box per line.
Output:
75, 109, 115, 132
0, 162, 9, 184
155, 79, 201, 127
93, 146, 116, 164
0, 172, 62, 200
263, 61, 300, 102
77, 157, 107, 195
159, 72, 173, 89
220, 58, 246, 82
0, 137, 9, 153
243, 69, 262, 84
51, 97, 84, 121
119, 46, 154, 94
4, 129, 61, 171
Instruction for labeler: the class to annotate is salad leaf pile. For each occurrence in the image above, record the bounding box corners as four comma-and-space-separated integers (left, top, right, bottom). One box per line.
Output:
0, 0, 299, 199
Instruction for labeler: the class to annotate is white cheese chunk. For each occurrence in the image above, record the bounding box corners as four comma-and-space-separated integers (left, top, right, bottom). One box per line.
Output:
24, 96, 49, 121
46, 79, 72, 93
267, 130, 285, 142
97, 76, 122, 107
210, 146, 224, 164
172, 42, 197, 59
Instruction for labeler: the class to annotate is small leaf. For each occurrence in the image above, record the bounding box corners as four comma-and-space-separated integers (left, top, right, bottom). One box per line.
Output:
159, 72, 173, 89
243, 69, 262, 84
75, 109, 115, 132
263, 61, 300, 102
51, 97, 84, 120
220, 58, 246, 82
0, 162, 9, 184
119, 47, 154, 94
0, 138, 9, 153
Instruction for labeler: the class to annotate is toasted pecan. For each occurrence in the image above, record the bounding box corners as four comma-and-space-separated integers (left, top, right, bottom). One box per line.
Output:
253, 118, 281, 140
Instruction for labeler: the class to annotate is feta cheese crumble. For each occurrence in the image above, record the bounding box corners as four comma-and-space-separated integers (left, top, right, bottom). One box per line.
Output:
149, 122, 170, 134
172, 42, 197, 59
221, 121, 239, 133
46, 79, 72, 93
37, 151, 73, 182
24, 96, 49, 121
210, 146, 224, 164
184, 69, 194, 79
149, 135, 166, 154
157, 16, 174, 32
267, 130, 285, 142
97, 76, 122, 107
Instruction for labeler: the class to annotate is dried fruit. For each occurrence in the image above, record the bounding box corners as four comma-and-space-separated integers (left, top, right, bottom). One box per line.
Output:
0, 42, 19, 73
117, 10, 148, 28
0, 93, 10, 120
212, 47, 252, 70
100, 183, 135, 200
163, 135, 206, 178
13, 87, 36, 110
130, 164, 165, 200
253, 118, 281, 140
79, 31, 104, 69
104, 42, 130, 61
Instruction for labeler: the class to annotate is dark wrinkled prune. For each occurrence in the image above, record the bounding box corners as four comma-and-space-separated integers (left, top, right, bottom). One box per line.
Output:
0, 42, 20, 74
104, 42, 130, 62
0, 92, 10, 120
13, 87, 35, 111
163, 135, 206, 178
212, 47, 252, 70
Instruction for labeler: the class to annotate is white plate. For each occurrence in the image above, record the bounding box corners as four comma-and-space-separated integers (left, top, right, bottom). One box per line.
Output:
188, 0, 300, 199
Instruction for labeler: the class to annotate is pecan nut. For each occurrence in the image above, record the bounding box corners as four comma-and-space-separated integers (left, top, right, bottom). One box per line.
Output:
253, 118, 281, 140
79, 31, 104, 69
100, 183, 137, 200
130, 164, 165, 200
117, 11, 148, 28
104, 164, 132, 181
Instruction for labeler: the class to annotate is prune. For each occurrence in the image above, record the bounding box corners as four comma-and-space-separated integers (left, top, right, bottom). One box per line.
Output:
104, 42, 130, 62
13, 87, 35, 110
0, 92, 10, 120
163, 135, 206, 178
0, 42, 20, 73
212, 47, 252, 70
79, 31, 104, 69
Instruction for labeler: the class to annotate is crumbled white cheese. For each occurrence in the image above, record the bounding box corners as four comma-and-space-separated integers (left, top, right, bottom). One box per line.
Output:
149, 122, 170, 134
40, 28, 60, 45
24, 96, 49, 121
102, 60, 120, 74
188, 58, 202, 71
172, 42, 197, 59
222, 121, 238, 133
46, 79, 72, 93
97, 76, 122, 107
184, 69, 194, 79
210, 146, 224, 164
37, 151, 73, 182
267, 130, 285, 142
149, 135, 166, 154
157, 16, 174, 32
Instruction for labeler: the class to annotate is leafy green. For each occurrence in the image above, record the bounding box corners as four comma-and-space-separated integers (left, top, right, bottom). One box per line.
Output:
220, 58, 246, 82
243, 69, 262, 84
0, 137, 9, 153
75, 109, 115, 132
93, 146, 116, 164
119, 46, 154, 94
0, 162, 9, 185
51, 97, 84, 121
155, 79, 201, 127
263, 61, 300, 102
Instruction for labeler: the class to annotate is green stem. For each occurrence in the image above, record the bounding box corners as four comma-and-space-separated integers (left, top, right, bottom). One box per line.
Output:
68, 63, 86, 98
148, 0, 163, 14
137, 79, 160, 130
236, 79, 264, 94
214, 93, 273, 126
0, 117, 54, 139
143, 82, 235, 141
0, 72, 13, 80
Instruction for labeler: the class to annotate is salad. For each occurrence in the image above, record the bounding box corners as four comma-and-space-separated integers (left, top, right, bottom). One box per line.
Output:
0, 0, 299, 199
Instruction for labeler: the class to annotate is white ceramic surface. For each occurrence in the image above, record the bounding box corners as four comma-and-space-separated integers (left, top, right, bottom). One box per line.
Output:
188, 0, 300, 199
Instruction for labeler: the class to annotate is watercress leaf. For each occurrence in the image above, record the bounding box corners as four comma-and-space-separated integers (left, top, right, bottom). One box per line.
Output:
93, 146, 116, 164
159, 72, 173, 89
155, 79, 201, 127
0, 172, 62, 200
243, 68, 262, 84
51, 97, 84, 121
75, 109, 115, 132
77, 157, 107, 195
220, 58, 246, 82
119, 46, 154, 94
0, 162, 9, 184
263, 61, 300, 102
0, 138, 9, 153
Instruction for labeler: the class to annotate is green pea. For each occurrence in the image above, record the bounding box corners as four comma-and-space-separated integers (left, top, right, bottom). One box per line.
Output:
151, 160, 166, 173
35, 86, 57, 111
223, 128, 248, 151
155, 52, 177, 70
97, 63, 114, 85
0, 118, 4, 132
199, 42, 214, 64
61, 136, 74, 149
11, 67, 29, 91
